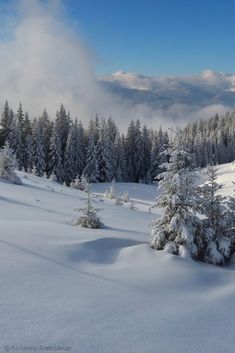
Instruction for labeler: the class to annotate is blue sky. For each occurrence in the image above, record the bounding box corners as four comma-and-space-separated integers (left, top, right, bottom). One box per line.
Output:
1, 0, 235, 76
64, 0, 235, 76
0, 0, 234, 126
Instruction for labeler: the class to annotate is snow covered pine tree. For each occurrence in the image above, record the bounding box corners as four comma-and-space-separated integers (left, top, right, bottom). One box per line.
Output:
227, 182, 235, 252
149, 129, 202, 258
0, 142, 22, 184
83, 135, 99, 183
73, 186, 102, 228
197, 165, 233, 265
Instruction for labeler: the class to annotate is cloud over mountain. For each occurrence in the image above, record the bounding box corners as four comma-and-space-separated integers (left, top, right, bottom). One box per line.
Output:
0, 1, 234, 129
100, 69, 235, 125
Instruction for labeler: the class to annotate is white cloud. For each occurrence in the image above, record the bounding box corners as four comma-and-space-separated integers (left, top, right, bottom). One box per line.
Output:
0, 0, 234, 130
0, 0, 116, 121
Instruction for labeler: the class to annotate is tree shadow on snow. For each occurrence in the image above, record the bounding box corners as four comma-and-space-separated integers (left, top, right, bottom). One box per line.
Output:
0, 238, 147, 291
102, 225, 147, 236
68, 238, 145, 264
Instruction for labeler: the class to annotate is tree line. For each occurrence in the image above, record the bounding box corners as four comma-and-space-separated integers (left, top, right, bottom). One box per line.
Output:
0, 101, 234, 185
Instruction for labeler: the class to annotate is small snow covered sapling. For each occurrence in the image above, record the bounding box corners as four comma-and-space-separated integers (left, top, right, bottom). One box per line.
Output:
73, 186, 103, 229
122, 191, 130, 203
0, 142, 22, 185
128, 200, 137, 210
32, 166, 37, 175
50, 172, 57, 182
105, 180, 117, 200
70, 177, 80, 189
115, 196, 123, 206
81, 176, 89, 192
70, 175, 89, 192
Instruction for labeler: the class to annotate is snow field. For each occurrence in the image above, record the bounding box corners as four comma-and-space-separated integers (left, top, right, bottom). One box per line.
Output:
0, 164, 235, 353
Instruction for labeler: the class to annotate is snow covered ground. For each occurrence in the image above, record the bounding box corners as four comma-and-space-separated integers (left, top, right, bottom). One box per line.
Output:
0, 163, 235, 353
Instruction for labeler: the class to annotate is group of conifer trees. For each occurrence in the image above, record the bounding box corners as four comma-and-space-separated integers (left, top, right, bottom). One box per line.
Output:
149, 130, 235, 266
0, 101, 235, 185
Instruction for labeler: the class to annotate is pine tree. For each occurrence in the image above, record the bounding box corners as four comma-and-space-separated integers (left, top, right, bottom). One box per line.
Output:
55, 105, 71, 158
75, 120, 86, 178
150, 131, 160, 180
103, 125, 116, 182
40, 110, 53, 176
141, 125, 151, 182
50, 121, 64, 183
23, 112, 32, 172
7, 112, 20, 156
96, 119, 108, 182
96, 118, 117, 182
114, 133, 127, 181
125, 120, 136, 181
119, 134, 128, 181
106, 117, 117, 142
16, 103, 25, 170
149, 129, 201, 258
133, 120, 144, 182
64, 122, 77, 185
105, 179, 117, 200
87, 117, 100, 147
0, 101, 12, 147
0, 142, 22, 184
26, 133, 34, 173
227, 182, 235, 251
49, 105, 71, 180
73, 187, 102, 228
125, 120, 144, 182
83, 135, 99, 183
197, 165, 232, 265
33, 118, 46, 177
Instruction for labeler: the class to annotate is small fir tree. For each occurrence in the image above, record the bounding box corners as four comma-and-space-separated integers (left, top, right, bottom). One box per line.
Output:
73, 187, 103, 228
105, 180, 117, 200
197, 165, 232, 265
0, 142, 22, 184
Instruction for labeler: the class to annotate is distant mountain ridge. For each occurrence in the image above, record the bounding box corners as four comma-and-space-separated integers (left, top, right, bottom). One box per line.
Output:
100, 70, 235, 122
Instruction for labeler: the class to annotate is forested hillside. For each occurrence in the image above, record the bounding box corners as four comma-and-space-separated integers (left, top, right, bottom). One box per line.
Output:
0, 101, 235, 185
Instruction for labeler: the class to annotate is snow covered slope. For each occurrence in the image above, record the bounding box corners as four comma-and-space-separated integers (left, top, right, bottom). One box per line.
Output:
216, 162, 235, 197
0, 164, 235, 353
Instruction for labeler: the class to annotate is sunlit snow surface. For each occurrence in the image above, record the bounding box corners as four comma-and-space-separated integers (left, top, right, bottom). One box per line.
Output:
1, 163, 235, 353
